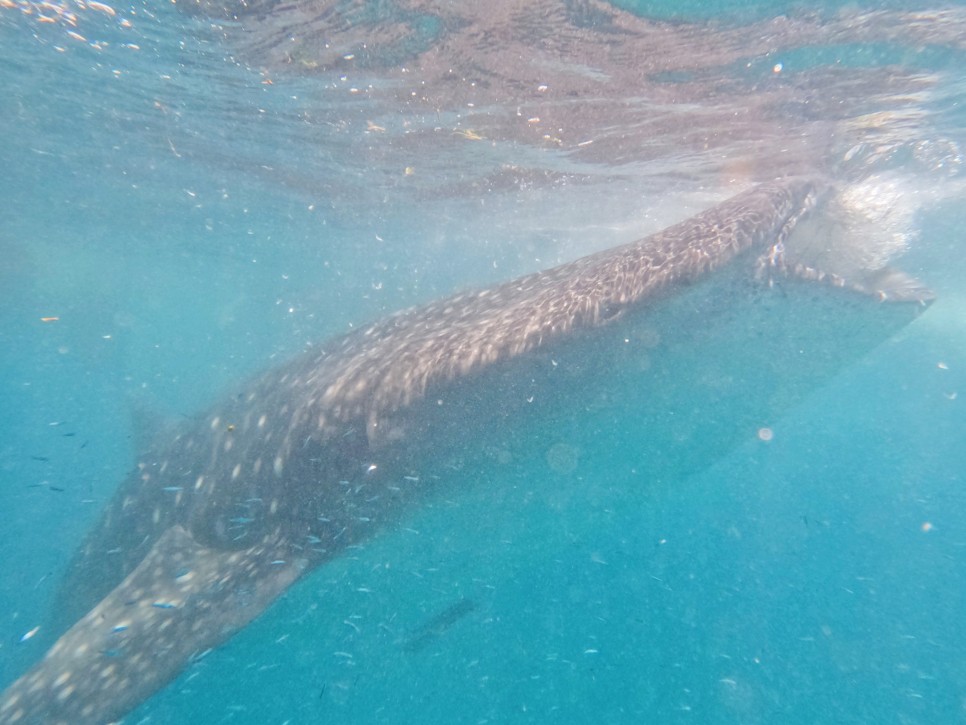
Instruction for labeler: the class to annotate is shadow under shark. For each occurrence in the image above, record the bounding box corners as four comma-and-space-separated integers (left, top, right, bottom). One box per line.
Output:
0, 179, 929, 724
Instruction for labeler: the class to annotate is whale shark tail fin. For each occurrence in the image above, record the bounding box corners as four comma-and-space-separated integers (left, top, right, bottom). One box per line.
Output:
0, 525, 304, 725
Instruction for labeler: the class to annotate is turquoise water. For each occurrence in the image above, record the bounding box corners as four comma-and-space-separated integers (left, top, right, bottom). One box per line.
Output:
2, 1, 966, 723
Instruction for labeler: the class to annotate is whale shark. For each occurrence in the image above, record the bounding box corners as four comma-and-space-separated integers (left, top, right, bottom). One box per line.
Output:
0, 179, 929, 724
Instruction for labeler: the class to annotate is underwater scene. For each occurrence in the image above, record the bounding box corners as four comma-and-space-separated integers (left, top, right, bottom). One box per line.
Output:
2, 0, 966, 722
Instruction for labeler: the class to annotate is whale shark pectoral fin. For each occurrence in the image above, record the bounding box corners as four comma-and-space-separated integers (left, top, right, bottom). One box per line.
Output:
849, 266, 936, 304
0, 525, 304, 725
778, 260, 935, 304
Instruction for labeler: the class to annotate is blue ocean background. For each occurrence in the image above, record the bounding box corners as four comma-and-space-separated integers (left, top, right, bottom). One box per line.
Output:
2, 1, 966, 722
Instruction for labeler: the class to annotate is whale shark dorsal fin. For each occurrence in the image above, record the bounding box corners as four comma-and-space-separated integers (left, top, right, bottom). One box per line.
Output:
0, 526, 305, 724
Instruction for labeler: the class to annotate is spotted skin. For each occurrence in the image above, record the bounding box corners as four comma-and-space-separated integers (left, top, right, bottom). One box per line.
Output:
1, 180, 825, 724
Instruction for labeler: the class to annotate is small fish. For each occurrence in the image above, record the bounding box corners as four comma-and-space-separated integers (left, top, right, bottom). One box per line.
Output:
402, 599, 476, 653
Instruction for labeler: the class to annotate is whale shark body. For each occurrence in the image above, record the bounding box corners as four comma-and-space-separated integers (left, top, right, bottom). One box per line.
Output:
0, 179, 928, 723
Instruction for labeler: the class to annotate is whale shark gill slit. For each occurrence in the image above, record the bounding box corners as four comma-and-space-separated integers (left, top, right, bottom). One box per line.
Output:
0, 179, 928, 724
